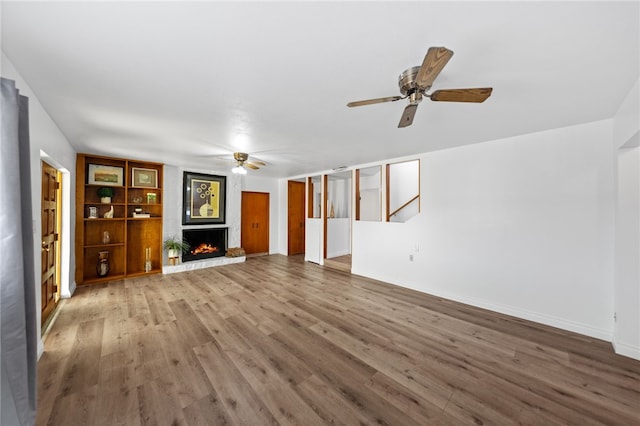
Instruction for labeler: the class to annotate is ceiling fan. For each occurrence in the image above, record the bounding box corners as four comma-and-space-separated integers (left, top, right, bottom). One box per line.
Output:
347, 47, 493, 128
231, 152, 266, 175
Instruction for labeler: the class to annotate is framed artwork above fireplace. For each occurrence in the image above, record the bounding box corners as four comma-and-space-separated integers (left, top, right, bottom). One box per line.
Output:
183, 171, 226, 224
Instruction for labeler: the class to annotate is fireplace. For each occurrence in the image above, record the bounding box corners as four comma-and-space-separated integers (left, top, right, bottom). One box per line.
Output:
182, 228, 227, 262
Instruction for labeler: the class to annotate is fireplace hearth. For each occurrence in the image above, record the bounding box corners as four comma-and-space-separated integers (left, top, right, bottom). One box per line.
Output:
182, 228, 227, 262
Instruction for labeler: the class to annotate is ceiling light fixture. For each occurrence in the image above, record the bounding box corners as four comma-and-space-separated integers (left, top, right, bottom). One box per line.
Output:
231, 165, 247, 175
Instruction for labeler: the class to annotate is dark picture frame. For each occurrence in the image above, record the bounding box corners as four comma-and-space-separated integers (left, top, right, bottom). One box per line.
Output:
183, 171, 226, 224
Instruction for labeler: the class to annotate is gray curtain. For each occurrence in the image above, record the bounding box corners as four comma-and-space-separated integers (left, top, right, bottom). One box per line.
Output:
1, 77, 37, 425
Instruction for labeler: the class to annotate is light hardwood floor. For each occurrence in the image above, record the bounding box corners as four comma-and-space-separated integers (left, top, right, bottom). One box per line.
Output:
38, 255, 640, 425
323, 255, 351, 273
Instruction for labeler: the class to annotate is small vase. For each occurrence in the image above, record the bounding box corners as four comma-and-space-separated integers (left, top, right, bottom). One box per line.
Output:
96, 251, 110, 277
100, 197, 111, 204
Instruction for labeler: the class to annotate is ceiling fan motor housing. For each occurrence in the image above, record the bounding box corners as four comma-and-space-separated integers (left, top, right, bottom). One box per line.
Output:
399, 66, 425, 105
233, 152, 249, 162
398, 66, 424, 96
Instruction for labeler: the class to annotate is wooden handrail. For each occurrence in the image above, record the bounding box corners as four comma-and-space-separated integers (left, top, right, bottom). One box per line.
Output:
388, 194, 419, 220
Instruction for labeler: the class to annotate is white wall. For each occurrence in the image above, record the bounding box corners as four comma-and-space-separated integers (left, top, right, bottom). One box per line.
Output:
327, 218, 350, 258
359, 170, 382, 221
614, 79, 639, 149
613, 78, 640, 359
305, 219, 323, 264
615, 143, 640, 359
352, 120, 616, 340
1, 52, 77, 358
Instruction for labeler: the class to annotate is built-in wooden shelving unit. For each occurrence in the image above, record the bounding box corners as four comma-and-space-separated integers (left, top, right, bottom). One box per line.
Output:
75, 154, 163, 285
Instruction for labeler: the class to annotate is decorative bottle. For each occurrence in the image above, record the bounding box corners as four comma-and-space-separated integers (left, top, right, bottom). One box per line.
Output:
97, 251, 110, 277
144, 247, 152, 272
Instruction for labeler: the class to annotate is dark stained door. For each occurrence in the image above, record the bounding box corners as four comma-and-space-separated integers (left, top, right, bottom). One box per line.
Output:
41, 161, 60, 326
288, 181, 305, 255
241, 191, 269, 255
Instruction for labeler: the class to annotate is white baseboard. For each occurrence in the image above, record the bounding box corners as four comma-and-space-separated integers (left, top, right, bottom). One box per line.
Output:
61, 280, 76, 299
612, 340, 640, 360
353, 269, 613, 343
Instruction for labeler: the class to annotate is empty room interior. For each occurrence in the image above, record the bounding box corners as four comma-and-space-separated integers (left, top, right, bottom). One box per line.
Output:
1, 1, 639, 425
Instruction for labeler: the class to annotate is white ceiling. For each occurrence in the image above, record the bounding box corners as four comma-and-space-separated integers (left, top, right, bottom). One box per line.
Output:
2, 1, 638, 178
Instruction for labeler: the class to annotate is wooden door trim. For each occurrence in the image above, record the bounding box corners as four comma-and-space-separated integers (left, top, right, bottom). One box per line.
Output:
323, 174, 328, 260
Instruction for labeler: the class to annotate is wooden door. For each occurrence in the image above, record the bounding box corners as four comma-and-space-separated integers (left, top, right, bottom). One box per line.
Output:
41, 161, 60, 326
288, 181, 305, 255
241, 191, 269, 255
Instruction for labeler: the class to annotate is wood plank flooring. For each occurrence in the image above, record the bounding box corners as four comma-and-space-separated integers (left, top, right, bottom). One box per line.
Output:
323, 255, 351, 273
37, 255, 640, 425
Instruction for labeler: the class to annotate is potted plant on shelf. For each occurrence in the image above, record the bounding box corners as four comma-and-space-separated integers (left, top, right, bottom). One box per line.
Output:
163, 236, 190, 265
97, 187, 114, 204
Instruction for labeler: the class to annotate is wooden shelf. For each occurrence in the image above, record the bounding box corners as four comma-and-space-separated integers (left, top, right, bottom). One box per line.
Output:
126, 269, 163, 279
81, 274, 126, 285
84, 243, 125, 249
75, 153, 164, 285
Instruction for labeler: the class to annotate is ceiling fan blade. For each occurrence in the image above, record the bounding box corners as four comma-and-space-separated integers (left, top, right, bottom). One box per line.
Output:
347, 96, 402, 107
249, 160, 266, 166
415, 46, 454, 89
244, 163, 260, 170
398, 104, 419, 128
430, 88, 493, 103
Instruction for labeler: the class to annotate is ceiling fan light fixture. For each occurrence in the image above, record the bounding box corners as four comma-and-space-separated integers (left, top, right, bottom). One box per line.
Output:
232, 165, 247, 175
409, 91, 423, 105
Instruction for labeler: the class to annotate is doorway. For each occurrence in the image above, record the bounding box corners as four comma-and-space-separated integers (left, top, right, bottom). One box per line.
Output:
324, 170, 352, 272
288, 180, 305, 255
41, 161, 61, 328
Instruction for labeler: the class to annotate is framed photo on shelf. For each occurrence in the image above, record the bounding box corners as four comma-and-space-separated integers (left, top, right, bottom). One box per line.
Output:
182, 171, 226, 225
88, 164, 124, 186
132, 167, 158, 188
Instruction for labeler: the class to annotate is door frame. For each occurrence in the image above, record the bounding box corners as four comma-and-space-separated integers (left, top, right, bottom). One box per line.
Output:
37, 153, 73, 330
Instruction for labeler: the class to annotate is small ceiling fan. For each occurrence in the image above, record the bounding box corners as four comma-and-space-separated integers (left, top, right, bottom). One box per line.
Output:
347, 46, 493, 128
231, 152, 265, 175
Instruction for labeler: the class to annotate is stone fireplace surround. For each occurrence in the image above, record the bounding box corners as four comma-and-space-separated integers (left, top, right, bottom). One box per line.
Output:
163, 227, 244, 275
162, 166, 245, 274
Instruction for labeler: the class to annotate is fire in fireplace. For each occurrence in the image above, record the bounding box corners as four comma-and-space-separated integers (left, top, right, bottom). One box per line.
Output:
182, 227, 227, 262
